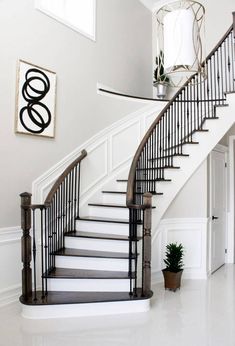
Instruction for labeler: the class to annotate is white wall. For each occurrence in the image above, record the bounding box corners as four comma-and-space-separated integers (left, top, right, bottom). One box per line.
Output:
0, 0, 152, 228
164, 161, 208, 218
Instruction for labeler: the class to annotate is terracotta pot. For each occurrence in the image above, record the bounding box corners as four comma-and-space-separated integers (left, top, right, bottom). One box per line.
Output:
162, 269, 183, 291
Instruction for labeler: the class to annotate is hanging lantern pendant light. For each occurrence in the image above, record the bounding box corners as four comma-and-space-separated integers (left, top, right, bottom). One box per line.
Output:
156, 0, 206, 87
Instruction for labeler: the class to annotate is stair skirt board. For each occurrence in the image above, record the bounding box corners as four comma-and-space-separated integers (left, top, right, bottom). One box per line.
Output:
64, 237, 129, 253
21, 299, 151, 319
76, 220, 130, 236
47, 278, 134, 292
55, 256, 135, 272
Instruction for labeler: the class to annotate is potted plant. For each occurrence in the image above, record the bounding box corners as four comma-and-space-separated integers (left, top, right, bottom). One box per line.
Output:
153, 51, 170, 99
162, 243, 184, 291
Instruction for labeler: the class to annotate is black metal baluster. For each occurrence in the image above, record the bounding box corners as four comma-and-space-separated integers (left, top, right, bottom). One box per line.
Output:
32, 209, 37, 300
77, 164, 81, 219
129, 209, 133, 295
40, 208, 45, 298
44, 208, 48, 295
52, 197, 55, 268
227, 37, 232, 92
74, 166, 78, 230
48, 206, 52, 272
231, 32, 235, 91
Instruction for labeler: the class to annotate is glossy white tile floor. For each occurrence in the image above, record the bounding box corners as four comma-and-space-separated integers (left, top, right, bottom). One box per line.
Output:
1, 264, 235, 346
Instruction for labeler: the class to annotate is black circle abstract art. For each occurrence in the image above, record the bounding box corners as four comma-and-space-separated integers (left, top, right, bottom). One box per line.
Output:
19, 68, 52, 134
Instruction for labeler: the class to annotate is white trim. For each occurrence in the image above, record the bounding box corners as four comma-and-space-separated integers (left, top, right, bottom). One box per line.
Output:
213, 144, 229, 153
32, 102, 165, 203
152, 217, 209, 282
0, 284, 21, 307
228, 135, 235, 263
21, 299, 150, 319
0, 226, 21, 244
35, 0, 96, 42
159, 217, 208, 226
0, 227, 22, 306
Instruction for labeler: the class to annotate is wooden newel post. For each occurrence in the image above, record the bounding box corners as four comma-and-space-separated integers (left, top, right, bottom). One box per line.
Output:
142, 192, 152, 296
20, 192, 32, 300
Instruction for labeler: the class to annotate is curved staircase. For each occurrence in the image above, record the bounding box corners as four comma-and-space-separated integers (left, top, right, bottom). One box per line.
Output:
20, 20, 235, 319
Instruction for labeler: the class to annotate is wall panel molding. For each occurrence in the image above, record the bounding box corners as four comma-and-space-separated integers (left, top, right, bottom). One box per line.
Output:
0, 226, 21, 306
152, 218, 209, 285
32, 103, 165, 205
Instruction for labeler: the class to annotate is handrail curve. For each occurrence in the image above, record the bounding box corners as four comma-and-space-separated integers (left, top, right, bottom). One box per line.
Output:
45, 149, 87, 205
126, 25, 233, 207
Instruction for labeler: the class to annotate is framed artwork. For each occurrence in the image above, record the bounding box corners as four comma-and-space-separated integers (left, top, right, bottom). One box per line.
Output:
15, 60, 57, 138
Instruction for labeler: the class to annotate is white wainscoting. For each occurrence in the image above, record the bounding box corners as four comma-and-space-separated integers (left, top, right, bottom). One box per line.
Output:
152, 218, 209, 284
0, 227, 22, 306
32, 103, 166, 209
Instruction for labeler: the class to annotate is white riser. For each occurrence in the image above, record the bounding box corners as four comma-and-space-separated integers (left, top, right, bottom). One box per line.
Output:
47, 278, 132, 292
102, 193, 126, 205
21, 299, 150, 319
115, 181, 127, 191
76, 220, 129, 236
88, 206, 129, 219
64, 236, 129, 253
55, 256, 134, 272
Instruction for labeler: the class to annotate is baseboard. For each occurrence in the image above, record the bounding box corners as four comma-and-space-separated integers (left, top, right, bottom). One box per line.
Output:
0, 284, 21, 307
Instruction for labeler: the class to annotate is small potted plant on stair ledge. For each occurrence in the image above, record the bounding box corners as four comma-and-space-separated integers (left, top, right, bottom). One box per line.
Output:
162, 243, 184, 292
153, 50, 170, 99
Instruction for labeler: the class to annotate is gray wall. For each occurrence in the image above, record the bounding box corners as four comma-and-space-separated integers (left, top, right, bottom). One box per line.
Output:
0, 0, 152, 227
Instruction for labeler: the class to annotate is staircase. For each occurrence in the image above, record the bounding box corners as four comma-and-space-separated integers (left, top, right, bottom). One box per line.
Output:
20, 20, 235, 319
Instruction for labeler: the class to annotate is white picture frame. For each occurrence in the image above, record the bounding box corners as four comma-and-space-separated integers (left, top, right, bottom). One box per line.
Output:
15, 60, 57, 138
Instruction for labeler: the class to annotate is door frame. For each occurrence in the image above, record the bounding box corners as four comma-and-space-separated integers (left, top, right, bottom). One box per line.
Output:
228, 136, 235, 264
208, 144, 228, 274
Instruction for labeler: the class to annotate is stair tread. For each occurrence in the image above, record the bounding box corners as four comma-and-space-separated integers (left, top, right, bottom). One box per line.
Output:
89, 203, 127, 208
88, 203, 156, 210
117, 178, 171, 182
66, 230, 140, 241
53, 248, 136, 259
102, 190, 163, 195
204, 116, 219, 119
20, 289, 153, 306
43, 268, 135, 279
149, 154, 189, 160
102, 190, 127, 194
136, 166, 180, 170
164, 141, 199, 151
215, 103, 229, 107
77, 216, 132, 224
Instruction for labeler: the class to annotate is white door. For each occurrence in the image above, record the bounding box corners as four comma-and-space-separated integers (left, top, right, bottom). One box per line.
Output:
210, 149, 226, 273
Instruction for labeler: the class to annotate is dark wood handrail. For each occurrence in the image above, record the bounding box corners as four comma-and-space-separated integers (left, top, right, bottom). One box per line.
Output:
126, 24, 233, 207
45, 149, 87, 206
98, 88, 170, 102
205, 25, 233, 63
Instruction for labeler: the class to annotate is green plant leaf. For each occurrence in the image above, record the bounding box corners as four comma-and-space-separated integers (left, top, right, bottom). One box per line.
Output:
163, 243, 184, 272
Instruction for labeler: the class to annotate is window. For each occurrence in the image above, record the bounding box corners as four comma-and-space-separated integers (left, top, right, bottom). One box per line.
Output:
35, 0, 96, 41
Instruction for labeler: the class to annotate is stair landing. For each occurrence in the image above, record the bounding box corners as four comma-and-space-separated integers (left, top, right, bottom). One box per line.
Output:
20, 290, 153, 319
